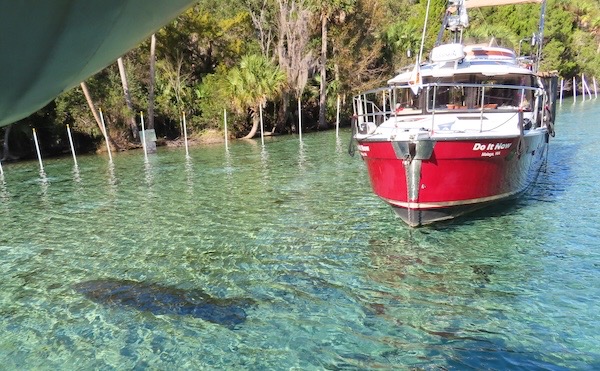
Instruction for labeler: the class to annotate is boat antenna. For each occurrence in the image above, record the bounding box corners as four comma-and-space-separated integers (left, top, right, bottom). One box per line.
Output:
436, 0, 469, 46
533, 0, 547, 73
418, 0, 433, 64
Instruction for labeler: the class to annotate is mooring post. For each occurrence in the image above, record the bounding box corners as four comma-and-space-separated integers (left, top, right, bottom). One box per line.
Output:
559, 78, 564, 105
594, 77, 598, 99
336, 94, 341, 139
140, 111, 148, 161
99, 109, 113, 162
182, 111, 189, 158
32, 128, 44, 172
298, 97, 302, 142
66, 124, 78, 166
260, 103, 265, 147
224, 108, 229, 152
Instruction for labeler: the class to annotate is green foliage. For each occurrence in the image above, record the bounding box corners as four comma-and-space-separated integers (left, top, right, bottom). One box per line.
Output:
25, 0, 600, 153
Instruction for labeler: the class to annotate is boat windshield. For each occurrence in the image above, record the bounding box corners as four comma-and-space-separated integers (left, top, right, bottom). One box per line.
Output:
423, 74, 536, 112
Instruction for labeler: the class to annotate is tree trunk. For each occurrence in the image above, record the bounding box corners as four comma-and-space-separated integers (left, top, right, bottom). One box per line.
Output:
117, 57, 140, 140
80, 82, 103, 132
148, 34, 156, 130
242, 108, 260, 139
318, 13, 328, 129
80, 82, 121, 152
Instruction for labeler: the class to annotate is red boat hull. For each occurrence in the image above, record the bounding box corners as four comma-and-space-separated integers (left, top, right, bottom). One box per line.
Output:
357, 132, 549, 226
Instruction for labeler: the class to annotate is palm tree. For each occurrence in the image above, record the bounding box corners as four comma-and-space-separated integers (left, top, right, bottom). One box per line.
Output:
226, 54, 287, 139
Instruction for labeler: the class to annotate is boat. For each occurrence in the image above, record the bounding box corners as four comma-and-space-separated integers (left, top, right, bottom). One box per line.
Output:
352, 0, 558, 227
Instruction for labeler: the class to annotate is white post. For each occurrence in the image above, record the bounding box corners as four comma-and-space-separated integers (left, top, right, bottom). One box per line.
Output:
224, 108, 229, 152
573, 77, 577, 104
141, 112, 149, 162
260, 102, 265, 147
32, 128, 44, 171
298, 96, 302, 141
0, 159, 3, 176
582, 74, 587, 101
594, 77, 598, 99
99, 109, 113, 162
583, 74, 592, 97
336, 94, 341, 139
182, 111, 189, 158
66, 124, 78, 166
559, 78, 564, 105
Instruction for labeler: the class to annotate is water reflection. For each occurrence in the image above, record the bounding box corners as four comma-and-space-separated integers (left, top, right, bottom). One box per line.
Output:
260, 147, 270, 188
0, 173, 9, 203
38, 169, 49, 205
298, 140, 306, 172
185, 156, 194, 196
107, 160, 117, 197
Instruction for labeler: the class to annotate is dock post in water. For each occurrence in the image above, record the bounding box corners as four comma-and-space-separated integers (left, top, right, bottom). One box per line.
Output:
99, 109, 113, 162
140, 111, 148, 161
260, 102, 264, 147
298, 97, 302, 142
594, 77, 598, 99
559, 78, 564, 105
182, 111, 189, 158
583, 74, 592, 98
224, 108, 229, 152
336, 94, 341, 139
32, 128, 44, 172
66, 124, 78, 166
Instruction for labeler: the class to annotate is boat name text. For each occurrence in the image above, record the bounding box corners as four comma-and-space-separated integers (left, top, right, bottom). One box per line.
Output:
472, 142, 512, 151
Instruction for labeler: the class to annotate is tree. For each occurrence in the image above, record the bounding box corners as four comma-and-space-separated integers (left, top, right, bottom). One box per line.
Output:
226, 54, 286, 139
311, 0, 356, 129
277, 0, 314, 131
117, 57, 140, 140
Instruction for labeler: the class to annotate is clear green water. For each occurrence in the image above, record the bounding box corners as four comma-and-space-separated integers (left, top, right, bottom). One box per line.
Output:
0, 101, 599, 369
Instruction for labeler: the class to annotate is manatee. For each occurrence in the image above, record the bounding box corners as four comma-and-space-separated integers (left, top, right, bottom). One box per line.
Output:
73, 279, 250, 327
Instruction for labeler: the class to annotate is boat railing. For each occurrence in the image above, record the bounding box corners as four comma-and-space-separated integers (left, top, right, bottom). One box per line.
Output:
353, 82, 544, 135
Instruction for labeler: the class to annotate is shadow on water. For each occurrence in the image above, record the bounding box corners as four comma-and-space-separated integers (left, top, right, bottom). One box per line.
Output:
73, 279, 254, 328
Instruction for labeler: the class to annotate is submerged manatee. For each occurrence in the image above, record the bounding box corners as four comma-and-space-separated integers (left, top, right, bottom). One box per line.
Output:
74, 279, 250, 327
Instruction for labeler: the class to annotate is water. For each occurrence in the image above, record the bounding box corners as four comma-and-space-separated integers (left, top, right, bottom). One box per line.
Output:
0, 100, 599, 369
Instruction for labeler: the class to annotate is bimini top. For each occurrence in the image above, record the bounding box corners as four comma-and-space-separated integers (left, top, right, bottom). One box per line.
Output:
388, 44, 534, 85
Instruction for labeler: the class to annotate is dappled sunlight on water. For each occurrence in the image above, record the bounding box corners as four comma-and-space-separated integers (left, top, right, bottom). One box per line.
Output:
0, 107, 599, 369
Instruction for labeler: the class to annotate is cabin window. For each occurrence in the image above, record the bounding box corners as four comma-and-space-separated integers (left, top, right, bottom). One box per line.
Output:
391, 87, 421, 115
425, 74, 535, 112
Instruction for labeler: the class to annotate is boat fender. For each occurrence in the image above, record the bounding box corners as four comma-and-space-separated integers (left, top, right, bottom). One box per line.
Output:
543, 105, 555, 137
348, 115, 357, 157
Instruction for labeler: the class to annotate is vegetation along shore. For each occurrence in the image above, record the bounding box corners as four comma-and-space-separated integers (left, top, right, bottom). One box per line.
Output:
1, 0, 598, 161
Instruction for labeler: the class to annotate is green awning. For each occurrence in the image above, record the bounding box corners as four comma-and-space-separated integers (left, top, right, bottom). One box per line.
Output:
0, 0, 197, 127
